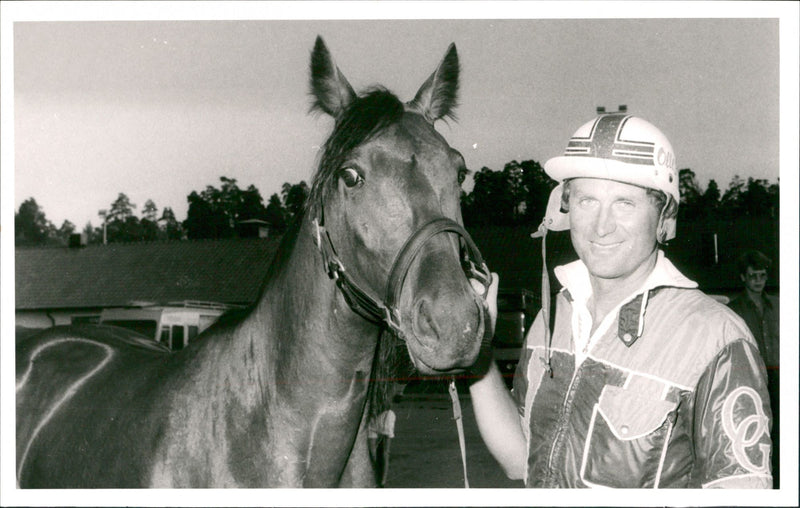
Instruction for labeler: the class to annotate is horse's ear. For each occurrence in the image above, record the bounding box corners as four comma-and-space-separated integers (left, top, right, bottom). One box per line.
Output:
407, 43, 460, 123
309, 36, 357, 118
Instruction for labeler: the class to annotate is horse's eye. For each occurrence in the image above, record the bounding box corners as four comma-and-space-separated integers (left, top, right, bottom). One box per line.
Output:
457, 167, 470, 185
340, 167, 364, 188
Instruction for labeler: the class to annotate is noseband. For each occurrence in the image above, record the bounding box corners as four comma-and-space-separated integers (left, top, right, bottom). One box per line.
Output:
313, 216, 490, 340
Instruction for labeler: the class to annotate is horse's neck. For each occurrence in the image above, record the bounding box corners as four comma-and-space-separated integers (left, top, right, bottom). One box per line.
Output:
247, 217, 380, 404
241, 218, 380, 485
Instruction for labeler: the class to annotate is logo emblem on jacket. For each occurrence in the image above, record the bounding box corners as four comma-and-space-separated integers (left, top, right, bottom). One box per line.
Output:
721, 386, 770, 474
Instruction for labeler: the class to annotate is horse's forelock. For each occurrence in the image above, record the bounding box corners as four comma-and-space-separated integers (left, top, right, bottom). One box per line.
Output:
306, 88, 405, 220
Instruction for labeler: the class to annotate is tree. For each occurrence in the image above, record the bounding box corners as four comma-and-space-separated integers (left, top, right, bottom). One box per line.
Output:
142, 200, 158, 222
240, 185, 266, 218
184, 177, 268, 239
462, 167, 512, 226
739, 177, 773, 218
214, 176, 243, 229
101, 193, 143, 243
281, 181, 309, 225
56, 220, 76, 245
696, 179, 721, 219
678, 168, 704, 221
767, 180, 779, 218
518, 159, 557, 224
504, 161, 526, 221
720, 174, 745, 217
235, 185, 269, 237
184, 190, 228, 239
108, 193, 137, 222
15, 198, 54, 246
160, 207, 183, 240
138, 199, 160, 241
264, 193, 288, 234
462, 161, 554, 227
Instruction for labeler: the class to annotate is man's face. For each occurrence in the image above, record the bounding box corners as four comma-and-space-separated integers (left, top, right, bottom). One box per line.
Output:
742, 266, 768, 294
568, 178, 661, 282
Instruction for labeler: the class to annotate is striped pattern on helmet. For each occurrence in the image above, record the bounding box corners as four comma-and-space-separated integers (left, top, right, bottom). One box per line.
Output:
563, 114, 654, 166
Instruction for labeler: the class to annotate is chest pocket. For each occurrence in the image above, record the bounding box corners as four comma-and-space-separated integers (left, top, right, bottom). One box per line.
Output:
580, 385, 678, 488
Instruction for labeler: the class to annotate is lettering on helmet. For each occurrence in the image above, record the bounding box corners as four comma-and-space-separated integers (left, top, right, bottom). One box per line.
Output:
657, 147, 675, 171
721, 386, 770, 475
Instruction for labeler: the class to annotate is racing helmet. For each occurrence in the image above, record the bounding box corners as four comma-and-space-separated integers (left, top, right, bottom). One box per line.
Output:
540, 113, 679, 242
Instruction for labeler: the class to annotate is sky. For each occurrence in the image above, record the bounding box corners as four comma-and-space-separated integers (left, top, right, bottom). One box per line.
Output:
7, 4, 790, 231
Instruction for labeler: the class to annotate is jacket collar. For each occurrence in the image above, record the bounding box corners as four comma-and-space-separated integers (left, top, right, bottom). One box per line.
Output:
742, 291, 776, 308
555, 250, 697, 347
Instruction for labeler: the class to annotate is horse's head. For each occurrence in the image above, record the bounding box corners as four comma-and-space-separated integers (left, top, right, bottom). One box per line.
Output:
307, 37, 488, 374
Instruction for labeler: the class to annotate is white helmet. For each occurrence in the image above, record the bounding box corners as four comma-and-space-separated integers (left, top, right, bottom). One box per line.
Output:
540, 113, 679, 241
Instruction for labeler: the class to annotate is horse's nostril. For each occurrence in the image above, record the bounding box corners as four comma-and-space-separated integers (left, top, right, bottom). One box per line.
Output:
412, 299, 436, 341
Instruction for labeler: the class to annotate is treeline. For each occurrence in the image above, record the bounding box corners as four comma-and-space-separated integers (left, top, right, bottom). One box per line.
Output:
15, 162, 779, 247
14, 177, 309, 246
182, 177, 308, 240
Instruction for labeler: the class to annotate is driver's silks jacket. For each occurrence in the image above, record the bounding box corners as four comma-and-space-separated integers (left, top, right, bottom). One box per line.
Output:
512, 253, 773, 488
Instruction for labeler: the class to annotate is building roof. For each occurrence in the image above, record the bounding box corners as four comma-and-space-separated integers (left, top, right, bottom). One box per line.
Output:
16, 238, 281, 310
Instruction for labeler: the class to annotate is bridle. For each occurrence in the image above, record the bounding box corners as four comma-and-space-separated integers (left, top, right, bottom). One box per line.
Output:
313, 214, 491, 341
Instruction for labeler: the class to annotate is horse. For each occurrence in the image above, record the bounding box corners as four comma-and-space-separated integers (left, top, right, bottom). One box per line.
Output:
16, 36, 491, 488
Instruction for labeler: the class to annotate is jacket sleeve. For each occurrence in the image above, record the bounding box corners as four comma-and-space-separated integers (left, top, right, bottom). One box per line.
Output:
692, 338, 773, 488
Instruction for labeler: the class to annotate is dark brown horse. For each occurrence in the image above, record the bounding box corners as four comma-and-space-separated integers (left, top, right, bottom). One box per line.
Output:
16, 37, 490, 488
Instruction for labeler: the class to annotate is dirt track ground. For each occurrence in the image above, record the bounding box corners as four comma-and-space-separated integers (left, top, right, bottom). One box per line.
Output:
385, 391, 524, 489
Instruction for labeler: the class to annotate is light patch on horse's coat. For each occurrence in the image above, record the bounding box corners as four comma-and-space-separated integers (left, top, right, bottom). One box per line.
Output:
16, 337, 114, 480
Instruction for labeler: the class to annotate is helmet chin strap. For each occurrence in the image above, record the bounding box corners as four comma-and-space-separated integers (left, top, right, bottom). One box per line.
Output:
533, 223, 554, 378
530, 185, 568, 378
656, 197, 675, 244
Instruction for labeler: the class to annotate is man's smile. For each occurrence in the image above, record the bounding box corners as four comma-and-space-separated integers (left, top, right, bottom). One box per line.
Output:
590, 240, 623, 250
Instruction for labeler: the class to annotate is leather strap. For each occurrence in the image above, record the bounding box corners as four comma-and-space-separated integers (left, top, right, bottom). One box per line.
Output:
449, 378, 470, 488
385, 217, 489, 309
315, 215, 490, 341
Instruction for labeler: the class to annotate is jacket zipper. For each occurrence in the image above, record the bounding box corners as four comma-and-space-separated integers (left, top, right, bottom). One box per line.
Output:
546, 365, 581, 475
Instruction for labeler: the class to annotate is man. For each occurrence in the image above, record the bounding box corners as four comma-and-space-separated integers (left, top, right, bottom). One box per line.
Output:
469, 113, 773, 488
728, 250, 779, 368
728, 249, 780, 486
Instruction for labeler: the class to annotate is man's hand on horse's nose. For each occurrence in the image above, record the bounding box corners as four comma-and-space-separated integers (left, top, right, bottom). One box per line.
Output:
470, 272, 499, 330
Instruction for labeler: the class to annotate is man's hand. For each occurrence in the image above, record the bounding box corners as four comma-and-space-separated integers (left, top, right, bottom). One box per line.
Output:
471, 272, 499, 334
468, 273, 500, 381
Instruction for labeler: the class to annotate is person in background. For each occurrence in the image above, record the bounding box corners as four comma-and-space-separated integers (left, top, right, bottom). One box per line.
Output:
468, 112, 773, 488
368, 395, 398, 487
728, 250, 779, 368
728, 249, 780, 486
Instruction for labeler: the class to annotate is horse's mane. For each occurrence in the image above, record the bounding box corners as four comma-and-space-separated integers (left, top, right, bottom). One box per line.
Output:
213, 216, 304, 329
306, 88, 414, 419
306, 87, 405, 222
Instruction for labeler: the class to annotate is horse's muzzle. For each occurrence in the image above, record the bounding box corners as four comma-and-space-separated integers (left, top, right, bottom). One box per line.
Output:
407, 289, 489, 374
